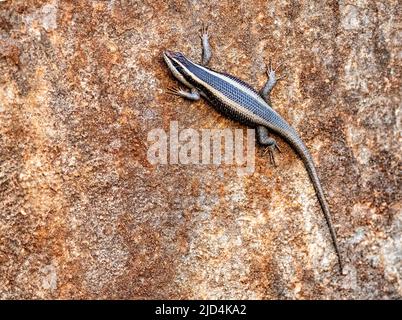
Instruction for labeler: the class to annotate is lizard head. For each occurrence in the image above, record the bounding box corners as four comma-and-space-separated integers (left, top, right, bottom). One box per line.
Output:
163, 50, 186, 63
163, 50, 194, 89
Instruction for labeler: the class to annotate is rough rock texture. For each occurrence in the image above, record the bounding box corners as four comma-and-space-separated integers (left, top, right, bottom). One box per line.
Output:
0, 0, 400, 299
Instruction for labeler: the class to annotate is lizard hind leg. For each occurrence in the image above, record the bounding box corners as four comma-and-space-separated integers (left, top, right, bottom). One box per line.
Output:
256, 126, 281, 166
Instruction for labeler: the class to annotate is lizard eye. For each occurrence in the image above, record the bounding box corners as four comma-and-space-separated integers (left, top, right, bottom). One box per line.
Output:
171, 52, 187, 62
164, 50, 183, 59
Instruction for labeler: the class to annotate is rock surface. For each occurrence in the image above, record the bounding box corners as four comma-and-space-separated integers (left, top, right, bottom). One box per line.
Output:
0, 0, 400, 299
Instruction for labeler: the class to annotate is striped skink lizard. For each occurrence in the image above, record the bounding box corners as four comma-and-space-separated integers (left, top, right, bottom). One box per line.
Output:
163, 25, 343, 273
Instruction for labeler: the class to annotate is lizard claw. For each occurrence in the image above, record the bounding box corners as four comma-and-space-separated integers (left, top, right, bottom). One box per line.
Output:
263, 142, 281, 167
166, 86, 184, 96
275, 143, 281, 153
199, 23, 209, 39
267, 58, 286, 83
202, 23, 209, 35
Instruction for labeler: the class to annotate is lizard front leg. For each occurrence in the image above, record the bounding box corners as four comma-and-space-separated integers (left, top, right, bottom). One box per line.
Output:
200, 24, 212, 66
166, 86, 201, 101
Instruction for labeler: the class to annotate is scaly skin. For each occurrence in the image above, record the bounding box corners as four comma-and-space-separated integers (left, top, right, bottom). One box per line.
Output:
163, 26, 343, 273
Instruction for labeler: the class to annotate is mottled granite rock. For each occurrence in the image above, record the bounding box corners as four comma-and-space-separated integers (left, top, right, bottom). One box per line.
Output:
0, 0, 400, 299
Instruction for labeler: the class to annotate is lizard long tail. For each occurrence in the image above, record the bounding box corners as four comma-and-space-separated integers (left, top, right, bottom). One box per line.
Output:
293, 141, 344, 273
